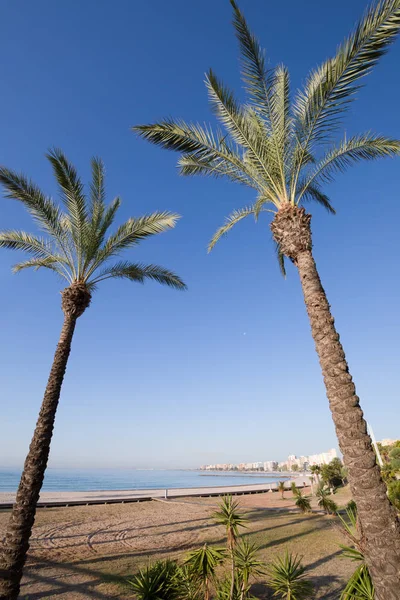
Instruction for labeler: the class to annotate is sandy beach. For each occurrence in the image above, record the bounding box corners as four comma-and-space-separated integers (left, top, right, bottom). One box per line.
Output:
0, 484, 353, 599
0, 476, 310, 506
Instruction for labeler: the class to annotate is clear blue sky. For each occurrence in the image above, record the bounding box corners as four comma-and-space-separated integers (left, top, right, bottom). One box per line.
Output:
0, 0, 399, 469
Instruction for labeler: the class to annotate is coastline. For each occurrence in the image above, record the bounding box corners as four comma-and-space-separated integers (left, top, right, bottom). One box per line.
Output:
0, 475, 311, 508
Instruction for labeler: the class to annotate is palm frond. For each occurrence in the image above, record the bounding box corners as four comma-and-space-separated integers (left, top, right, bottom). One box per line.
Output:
12, 257, 69, 280
229, 0, 273, 122
178, 154, 256, 188
103, 211, 178, 256
298, 133, 400, 201
88, 261, 186, 290
46, 148, 89, 277
299, 182, 336, 214
0, 230, 62, 261
133, 120, 266, 192
206, 69, 282, 198
208, 206, 255, 252
270, 65, 292, 175
275, 241, 286, 277
84, 210, 179, 281
88, 157, 106, 239
0, 166, 67, 247
292, 0, 400, 193
90, 157, 106, 209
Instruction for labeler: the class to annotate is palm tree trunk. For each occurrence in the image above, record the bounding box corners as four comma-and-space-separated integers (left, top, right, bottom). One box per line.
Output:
271, 205, 400, 600
296, 249, 400, 598
0, 314, 77, 600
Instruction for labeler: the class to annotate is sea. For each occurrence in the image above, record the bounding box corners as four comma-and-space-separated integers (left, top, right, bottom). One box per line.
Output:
0, 468, 282, 493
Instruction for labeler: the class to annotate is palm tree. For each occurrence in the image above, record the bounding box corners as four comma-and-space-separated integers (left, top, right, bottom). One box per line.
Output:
185, 543, 226, 600
133, 1, 400, 594
213, 496, 247, 600
267, 551, 313, 600
277, 481, 286, 500
0, 149, 186, 599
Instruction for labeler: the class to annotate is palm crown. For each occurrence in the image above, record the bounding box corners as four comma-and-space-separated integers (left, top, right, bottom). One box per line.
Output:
134, 0, 400, 260
0, 149, 186, 291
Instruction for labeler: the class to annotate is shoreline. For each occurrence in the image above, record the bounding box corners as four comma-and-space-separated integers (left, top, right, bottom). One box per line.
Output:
0, 475, 311, 509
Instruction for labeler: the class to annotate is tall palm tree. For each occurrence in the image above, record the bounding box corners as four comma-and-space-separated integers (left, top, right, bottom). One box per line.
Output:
0, 149, 186, 600
133, 1, 400, 595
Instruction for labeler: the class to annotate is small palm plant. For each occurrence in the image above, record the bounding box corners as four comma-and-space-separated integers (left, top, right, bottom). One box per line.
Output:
184, 543, 227, 600
290, 482, 298, 496
337, 507, 374, 599
213, 496, 248, 600
278, 481, 286, 500
0, 150, 186, 599
267, 551, 313, 600
293, 489, 311, 514
175, 565, 203, 600
339, 548, 374, 600
216, 575, 245, 600
316, 485, 338, 515
234, 538, 265, 600
127, 560, 182, 600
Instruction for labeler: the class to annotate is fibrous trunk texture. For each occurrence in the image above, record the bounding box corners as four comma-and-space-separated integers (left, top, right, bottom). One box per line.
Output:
271, 205, 400, 600
0, 283, 91, 600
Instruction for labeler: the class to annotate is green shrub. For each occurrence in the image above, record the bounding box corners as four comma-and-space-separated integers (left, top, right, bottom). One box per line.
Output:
127, 560, 182, 600
388, 480, 400, 510
295, 492, 311, 513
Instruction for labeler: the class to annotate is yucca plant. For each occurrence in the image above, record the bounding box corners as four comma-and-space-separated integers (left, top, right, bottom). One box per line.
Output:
293, 491, 311, 514
127, 560, 182, 600
213, 495, 248, 550
291, 482, 299, 497
213, 496, 248, 600
0, 150, 186, 599
267, 551, 313, 600
184, 543, 227, 600
234, 538, 265, 600
340, 548, 375, 600
175, 565, 203, 600
215, 576, 243, 600
133, 0, 400, 593
337, 507, 374, 599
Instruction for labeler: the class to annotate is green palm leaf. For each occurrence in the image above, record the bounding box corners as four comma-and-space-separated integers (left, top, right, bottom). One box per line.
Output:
88, 261, 187, 290
0, 151, 185, 294
134, 0, 400, 257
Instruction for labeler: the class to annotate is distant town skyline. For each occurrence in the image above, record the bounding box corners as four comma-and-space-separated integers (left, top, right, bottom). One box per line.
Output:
201, 448, 338, 472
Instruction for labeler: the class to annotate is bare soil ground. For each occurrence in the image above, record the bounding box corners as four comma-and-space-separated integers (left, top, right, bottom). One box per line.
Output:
0, 486, 353, 599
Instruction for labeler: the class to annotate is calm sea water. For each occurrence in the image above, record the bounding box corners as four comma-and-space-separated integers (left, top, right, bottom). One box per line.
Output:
0, 469, 280, 493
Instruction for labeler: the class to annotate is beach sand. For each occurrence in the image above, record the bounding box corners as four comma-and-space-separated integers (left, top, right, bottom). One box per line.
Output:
0, 485, 353, 599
